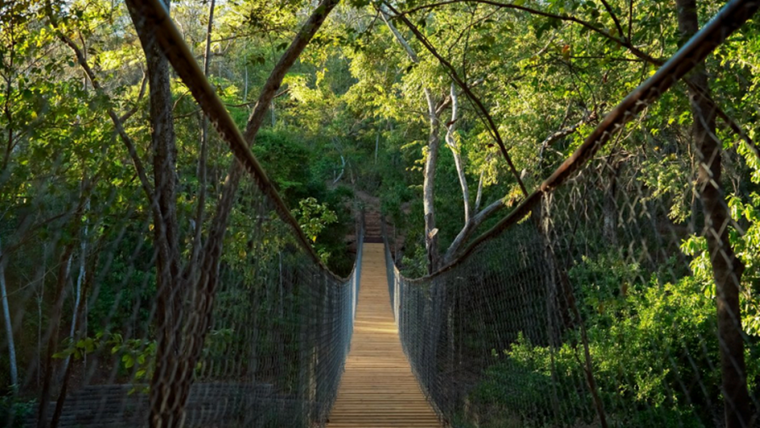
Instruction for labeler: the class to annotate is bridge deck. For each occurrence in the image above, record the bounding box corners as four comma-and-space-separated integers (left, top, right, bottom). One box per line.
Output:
327, 243, 442, 428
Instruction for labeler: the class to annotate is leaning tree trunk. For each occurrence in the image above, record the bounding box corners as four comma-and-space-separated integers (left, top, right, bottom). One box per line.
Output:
445, 83, 470, 226
675, 1, 751, 426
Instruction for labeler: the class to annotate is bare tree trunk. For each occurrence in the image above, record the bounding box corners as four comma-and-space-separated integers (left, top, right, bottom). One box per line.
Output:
602, 158, 619, 245
440, 81, 482, 265
422, 87, 440, 274
243, 65, 248, 101
444, 197, 505, 263
189, 0, 215, 279
62, 198, 89, 374
675, 1, 751, 426
445, 83, 470, 225
0, 238, 18, 392
380, 10, 440, 273
375, 129, 380, 164
36, 243, 75, 428
474, 171, 484, 212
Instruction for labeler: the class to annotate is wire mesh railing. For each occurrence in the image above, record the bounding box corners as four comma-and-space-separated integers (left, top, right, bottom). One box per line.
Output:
385, 0, 760, 427
0, 0, 362, 426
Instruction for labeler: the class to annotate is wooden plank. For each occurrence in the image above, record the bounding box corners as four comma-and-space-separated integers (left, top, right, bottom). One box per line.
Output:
327, 243, 443, 428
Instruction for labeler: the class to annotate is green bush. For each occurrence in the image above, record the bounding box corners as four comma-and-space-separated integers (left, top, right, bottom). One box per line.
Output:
466, 250, 729, 427
0, 396, 36, 428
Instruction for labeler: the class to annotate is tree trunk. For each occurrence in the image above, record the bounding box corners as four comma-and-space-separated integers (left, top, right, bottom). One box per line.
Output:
0, 238, 18, 392
37, 244, 47, 388
602, 158, 619, 245
36, 244, 75, 428
189, 0, 215, 279
62, 198, 89, 375
125, 1, 183, 426
375, 129, 379, 164
423, 87, 440, 274
443, 197, 504, 263
0, 20, 18, 392
445, 83, 471, 226
243, 65, 248, 101
675, 1, 751, 426
380, 10, 440, 273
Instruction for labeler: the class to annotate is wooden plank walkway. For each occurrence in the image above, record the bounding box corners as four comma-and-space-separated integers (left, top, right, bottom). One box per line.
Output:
327, 243, 442, 428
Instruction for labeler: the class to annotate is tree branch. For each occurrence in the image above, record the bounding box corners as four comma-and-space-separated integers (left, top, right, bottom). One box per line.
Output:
444, 194, 506, 262
119, 71, 148, 122
538, 109, 597, 160
188, 0, 215, 276
628, 0, 634, 41
400, 0, 658, 62
474, 169, 485, 212
54, 32, 157, 214
598, 0, 625, 40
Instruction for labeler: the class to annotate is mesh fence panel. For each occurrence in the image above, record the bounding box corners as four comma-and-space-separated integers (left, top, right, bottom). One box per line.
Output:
385, 0, 760, 427
0, 0, 361, 426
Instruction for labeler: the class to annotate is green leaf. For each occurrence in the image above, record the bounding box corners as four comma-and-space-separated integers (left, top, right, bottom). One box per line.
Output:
123, 354, 134, 369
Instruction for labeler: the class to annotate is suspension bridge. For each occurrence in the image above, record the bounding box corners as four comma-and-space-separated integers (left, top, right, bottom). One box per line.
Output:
6, 0, 760, 427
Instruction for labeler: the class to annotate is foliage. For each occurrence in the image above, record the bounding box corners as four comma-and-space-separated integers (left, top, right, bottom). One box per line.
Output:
470, 333, 591, 427
291, 196, 338, 262
0, 396, 36, 428
53, 332, 156, 393
468, 262, 717, 426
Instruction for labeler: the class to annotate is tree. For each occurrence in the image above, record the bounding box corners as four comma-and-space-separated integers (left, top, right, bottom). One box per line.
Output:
675, 0, 751, 425
379, 7, 445, 273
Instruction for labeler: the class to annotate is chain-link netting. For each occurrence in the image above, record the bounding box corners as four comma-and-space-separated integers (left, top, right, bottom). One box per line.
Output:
0, 0, 361, 426
385, 0, 760, 427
